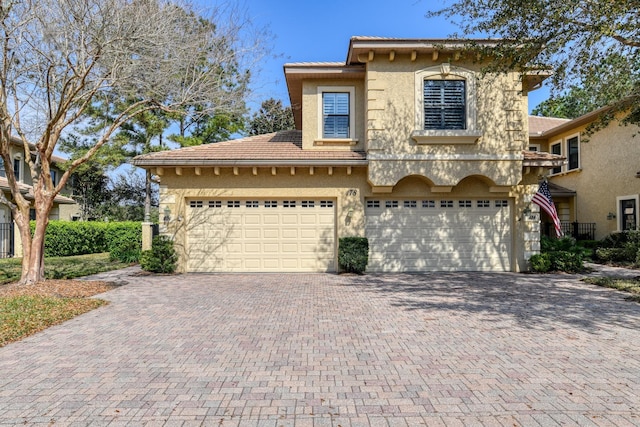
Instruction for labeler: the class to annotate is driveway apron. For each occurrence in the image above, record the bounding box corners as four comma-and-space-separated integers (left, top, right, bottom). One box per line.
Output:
0, 272, 639, 426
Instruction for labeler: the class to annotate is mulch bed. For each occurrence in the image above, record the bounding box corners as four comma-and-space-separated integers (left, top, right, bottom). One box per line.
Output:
0, 280, 119, 298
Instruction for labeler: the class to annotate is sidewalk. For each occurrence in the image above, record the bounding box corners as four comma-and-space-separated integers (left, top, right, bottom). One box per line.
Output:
584, 262, 640, 278
78, 265, 142, 285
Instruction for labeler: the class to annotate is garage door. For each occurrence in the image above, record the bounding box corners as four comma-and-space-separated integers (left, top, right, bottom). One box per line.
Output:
186, 199, 335, 272
366, 198, 511, 272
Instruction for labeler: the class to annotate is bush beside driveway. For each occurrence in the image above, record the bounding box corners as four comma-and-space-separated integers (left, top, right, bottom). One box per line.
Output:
0, 271, 639, 426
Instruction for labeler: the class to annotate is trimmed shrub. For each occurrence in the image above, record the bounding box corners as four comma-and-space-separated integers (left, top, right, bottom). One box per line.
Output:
140, 235, 177, 273
531, 236, 586, 273
338, 237, 368, 274
550, 251, 584, 273
529, 253, 552, 273
595, 231, 640, 265
30, 220, 141, 257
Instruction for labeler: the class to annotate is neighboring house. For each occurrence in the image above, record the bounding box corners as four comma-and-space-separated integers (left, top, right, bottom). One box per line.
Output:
133, 36, 563, 273
529, 110, 640, 240
0, 137, 80, 258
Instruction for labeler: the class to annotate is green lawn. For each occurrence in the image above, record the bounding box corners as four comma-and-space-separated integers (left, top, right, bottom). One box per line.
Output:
0, 252, 130, 284
0, 295, 106, 347
583, 276, 640, 302
0, 252, 130, 347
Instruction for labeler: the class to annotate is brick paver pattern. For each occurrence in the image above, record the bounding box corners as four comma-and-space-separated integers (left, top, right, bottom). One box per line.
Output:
1, 272, 639, 426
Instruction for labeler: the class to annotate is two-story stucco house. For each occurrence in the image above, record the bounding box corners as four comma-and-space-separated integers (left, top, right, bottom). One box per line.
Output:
529, 110, 640, 240
133, 37, 563, 273
0, 136, 80, 257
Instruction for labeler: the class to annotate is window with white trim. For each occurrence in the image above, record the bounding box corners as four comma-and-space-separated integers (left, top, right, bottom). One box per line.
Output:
317, 86, 355, 141
13, 155, 22, 182
323, 93, 349, 138
412, 65, 480, 144
566, 134, 580, 171
551, 142, 562, 174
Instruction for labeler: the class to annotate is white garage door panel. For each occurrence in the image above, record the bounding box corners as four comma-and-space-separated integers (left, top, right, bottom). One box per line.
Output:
187, 200, 335, 272
366, 199, 511, 272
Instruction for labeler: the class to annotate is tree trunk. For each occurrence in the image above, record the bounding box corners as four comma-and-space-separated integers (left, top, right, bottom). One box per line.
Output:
15, 197, 53, 285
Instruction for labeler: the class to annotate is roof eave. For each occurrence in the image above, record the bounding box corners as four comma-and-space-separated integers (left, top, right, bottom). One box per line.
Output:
522, 159, 565, 168
132, 159, 369, 168
537, 105, 614, 138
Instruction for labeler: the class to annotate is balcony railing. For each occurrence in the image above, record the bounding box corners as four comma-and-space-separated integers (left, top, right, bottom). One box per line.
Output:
543, 221, 596, 240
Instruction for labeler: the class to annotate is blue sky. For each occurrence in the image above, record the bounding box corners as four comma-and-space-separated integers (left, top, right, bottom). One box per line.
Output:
238, 0, 550, 113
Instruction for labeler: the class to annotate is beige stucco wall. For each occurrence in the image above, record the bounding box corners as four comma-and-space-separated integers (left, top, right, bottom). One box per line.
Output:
57, 203, 81, 221
362, 56, 527, 189
157, 166, 370, 273
156, 165, 538, 273
544, 120, 640, 240
301, 79, 366, 151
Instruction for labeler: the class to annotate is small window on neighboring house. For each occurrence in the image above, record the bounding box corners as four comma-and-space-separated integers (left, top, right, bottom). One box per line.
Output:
50, 170, 57, 186
29, 209, 36, 220
528, 144, 540, 152
551, 142, 562, 174
322, 92, 350, 138
13, 157, 21, 182
0, 160, 5, 178
423, 80, 466, 130
567, 135, 580, 170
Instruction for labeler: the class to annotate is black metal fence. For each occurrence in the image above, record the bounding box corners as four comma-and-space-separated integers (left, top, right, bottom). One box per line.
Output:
544, 221, 596, 240
0, 223, 14, 258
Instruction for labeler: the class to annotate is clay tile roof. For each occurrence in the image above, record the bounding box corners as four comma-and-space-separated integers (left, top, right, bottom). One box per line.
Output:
133, 131, 367, 167
522, 150, 565, 167
528, 116, 571, 136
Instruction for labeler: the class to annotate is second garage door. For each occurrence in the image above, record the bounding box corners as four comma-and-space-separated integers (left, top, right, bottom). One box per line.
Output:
366, 198, 512, 272
186, 199, 335, 272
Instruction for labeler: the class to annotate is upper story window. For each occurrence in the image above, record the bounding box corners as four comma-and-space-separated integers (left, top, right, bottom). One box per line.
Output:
423, 80, 466, 130
13, 156, 21, 182
566, 135, 579, 170
322, 92, 349, 138
50, 170, 57, 186
549, 133, 580, 175
411, 64, 481, 145
316, 86, 356, 144
551, 142, 562, 174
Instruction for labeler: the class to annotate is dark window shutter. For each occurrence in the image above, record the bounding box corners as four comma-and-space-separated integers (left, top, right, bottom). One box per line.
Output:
424, 80, 466, 130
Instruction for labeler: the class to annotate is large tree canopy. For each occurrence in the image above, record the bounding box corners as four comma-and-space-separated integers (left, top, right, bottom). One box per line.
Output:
0, 0, 267, 284
429, 0, 639, 125
247, 98, 295, 136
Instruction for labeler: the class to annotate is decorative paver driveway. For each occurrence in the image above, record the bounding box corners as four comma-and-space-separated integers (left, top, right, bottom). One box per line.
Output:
1, 272, 639, 426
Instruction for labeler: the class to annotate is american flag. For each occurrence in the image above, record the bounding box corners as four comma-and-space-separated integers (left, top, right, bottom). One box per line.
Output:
532, 181, 563, 238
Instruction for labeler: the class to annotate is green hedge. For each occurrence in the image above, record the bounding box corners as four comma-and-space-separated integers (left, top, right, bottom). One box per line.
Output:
31, 221, 142, 257
338, 237, 369, 274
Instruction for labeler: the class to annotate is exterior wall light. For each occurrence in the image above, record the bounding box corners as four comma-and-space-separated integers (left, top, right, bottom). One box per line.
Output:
607, 212, 616, 220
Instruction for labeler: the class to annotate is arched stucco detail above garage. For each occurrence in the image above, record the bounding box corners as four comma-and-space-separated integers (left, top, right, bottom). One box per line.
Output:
367, 158, 522, 193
